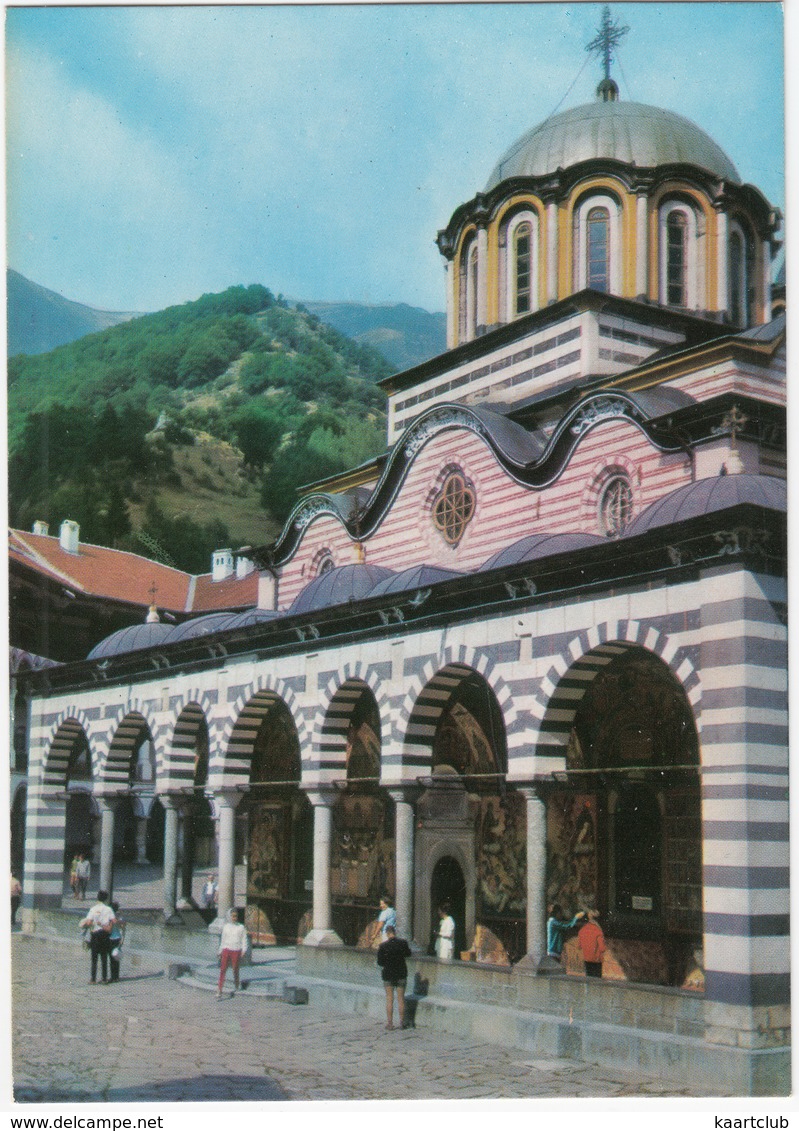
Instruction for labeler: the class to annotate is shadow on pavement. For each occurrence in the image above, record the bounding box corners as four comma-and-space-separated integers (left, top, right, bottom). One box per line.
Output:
16, 1074, 288, 1103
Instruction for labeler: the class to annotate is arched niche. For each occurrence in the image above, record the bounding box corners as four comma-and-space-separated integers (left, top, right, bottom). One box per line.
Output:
245, 696, 311, 944
329, 685, 392, 946
545, 645, 701, 987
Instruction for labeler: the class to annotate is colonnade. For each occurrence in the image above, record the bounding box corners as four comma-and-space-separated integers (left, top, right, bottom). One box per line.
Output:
84, 781, 549, 962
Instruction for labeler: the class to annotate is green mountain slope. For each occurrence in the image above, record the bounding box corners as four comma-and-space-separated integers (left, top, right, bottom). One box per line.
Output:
8, 285, 392, 571
301, 300, 446, 370
7, 268, 142, 358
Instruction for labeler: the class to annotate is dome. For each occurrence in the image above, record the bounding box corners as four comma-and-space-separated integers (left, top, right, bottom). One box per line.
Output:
87, 620, 176, 660
167, 608, 281, 644
368, 564, 463, 597
627, 474, 787, 536
482, 531, 605, 571
486, 99, 740, 190
289, 564, 395, 616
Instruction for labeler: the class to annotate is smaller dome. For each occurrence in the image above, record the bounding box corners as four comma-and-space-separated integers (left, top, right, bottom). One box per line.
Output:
627, 474, 787, 536
168, 608, 281, 644
88, 621, 176, 660
289, 564, 395, 616
369, 564, 463, 597
482, 531, 605, 571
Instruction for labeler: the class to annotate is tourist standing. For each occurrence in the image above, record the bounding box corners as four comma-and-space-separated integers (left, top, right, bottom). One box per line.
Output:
69, 855, 80, 898
75, 854, 91, 900
546, 904, 583, 963
377, 925, 412, 1030
217, 909, 248, 999
108, 901, 126, 983
80, 890, 115, 984
377, 896, 396, 941
202, 875, 218, 910
577, 909, 606, 977
435, 902, 456, 960
11, 874, 22, 926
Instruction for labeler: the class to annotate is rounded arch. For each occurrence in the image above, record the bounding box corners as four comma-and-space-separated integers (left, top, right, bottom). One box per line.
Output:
217, 676, 308, 790
42, 712, 96, 791
568, 181, 627, 295
161, 701, 213, 791
102, 711, 154, 790
400, 648, 517, 774
312, 663, 392, 775
528, 621, 701, 769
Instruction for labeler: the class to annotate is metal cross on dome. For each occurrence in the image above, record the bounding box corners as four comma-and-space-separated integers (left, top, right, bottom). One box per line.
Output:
586, 5, 629, 82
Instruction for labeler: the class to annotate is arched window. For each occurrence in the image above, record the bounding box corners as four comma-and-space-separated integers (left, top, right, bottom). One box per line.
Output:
659, 201, 701, 310
599, 475, 633, 537
729, 223, 754, 326
317, 555, 334, 577
666, 211, 688, 306
458, 237, 479, 341
573, 194, 621, 295
587, 207, 610, 292
514, 221, 532, 314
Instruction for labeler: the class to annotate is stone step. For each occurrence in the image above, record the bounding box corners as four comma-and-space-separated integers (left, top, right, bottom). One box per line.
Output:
176, 961, 302, 1000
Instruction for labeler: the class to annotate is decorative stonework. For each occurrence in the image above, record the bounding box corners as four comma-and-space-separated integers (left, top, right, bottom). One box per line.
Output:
431, 470, 476, 546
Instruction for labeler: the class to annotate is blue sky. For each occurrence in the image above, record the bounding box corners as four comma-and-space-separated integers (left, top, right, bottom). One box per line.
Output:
6, 3, 786, 315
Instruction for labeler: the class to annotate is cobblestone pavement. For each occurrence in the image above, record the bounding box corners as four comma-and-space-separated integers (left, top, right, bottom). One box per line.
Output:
12, 935, 701, 1103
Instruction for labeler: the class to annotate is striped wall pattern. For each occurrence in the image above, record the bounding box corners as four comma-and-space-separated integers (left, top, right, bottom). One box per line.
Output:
157, 703, 208, 793
277, 417, 696, 610
398, 647, 519, 778
22, 562, 788, 1022
310, 663, 394, 781
214, 675, 308, 790
529, 620, 703, 768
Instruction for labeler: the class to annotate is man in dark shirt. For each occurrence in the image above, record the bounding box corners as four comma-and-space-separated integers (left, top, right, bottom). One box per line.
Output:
376, 925, 413, 1030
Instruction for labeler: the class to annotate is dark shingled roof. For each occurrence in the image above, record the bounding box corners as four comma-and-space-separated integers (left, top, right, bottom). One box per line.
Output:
168, 608, 281, 643
368, 564, 463, 597
87, 620, 176, 660
482, 531, 606, 571
289, 564, 395, 615
627, 474, 787, 536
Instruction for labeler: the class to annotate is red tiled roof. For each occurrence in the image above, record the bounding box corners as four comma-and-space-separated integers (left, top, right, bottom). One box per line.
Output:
9, 529, 258, 614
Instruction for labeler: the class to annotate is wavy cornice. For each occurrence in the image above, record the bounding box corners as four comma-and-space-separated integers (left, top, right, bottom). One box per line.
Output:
268, 393, 690, 567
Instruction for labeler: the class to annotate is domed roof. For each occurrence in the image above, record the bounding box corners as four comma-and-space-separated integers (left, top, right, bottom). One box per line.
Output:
289, 564, 395, 616
369, 564, 463, 597
168, 608, 281, 644
486, 99, 740, 190
482, 531, 605, 571
87, 620, 176, 660
627, 474, 786, 536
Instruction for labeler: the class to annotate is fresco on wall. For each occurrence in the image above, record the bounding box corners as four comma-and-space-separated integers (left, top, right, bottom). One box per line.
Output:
476, 792, 526, 917
546, 792, 599, 915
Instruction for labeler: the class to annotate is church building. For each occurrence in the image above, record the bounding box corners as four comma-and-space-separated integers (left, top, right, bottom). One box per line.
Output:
18, 13, 787, 1095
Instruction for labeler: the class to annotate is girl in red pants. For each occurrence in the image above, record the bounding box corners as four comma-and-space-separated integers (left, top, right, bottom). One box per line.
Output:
217, 908, 248, 998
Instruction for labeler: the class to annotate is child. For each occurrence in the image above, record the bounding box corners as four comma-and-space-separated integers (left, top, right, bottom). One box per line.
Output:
577, 909, 606, 977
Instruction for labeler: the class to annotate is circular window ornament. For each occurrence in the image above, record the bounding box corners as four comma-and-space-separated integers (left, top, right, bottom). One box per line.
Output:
432, 471, 476, 546
599, 475, 633, 537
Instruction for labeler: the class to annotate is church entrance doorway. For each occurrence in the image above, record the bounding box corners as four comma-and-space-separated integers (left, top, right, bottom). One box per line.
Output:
430, 855, 466, 958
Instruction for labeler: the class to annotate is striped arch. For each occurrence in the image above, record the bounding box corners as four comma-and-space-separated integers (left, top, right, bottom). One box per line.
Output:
311, 663, 392, 774
215, 675, 308, 790
528, 619, 702, 768
157, 687, 217, 787
41, 710, 95, 791
101, 709, 156, 790
158, 702, 211, 793
398, 646, 518, 773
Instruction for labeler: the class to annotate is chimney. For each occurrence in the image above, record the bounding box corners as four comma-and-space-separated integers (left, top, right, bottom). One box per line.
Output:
59, 520, 80, 554
32, 520, 49, 536
236, 554, 255, 580
211, 548, 234, 582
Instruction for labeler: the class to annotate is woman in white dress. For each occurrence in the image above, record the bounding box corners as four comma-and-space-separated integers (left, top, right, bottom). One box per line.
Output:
435, 902, 456, 960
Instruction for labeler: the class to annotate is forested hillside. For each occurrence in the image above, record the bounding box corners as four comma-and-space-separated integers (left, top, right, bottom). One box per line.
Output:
8, 285, 391, 572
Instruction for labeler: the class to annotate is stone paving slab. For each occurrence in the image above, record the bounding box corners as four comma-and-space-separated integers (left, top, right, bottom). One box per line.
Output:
11, 935, 708, 1103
